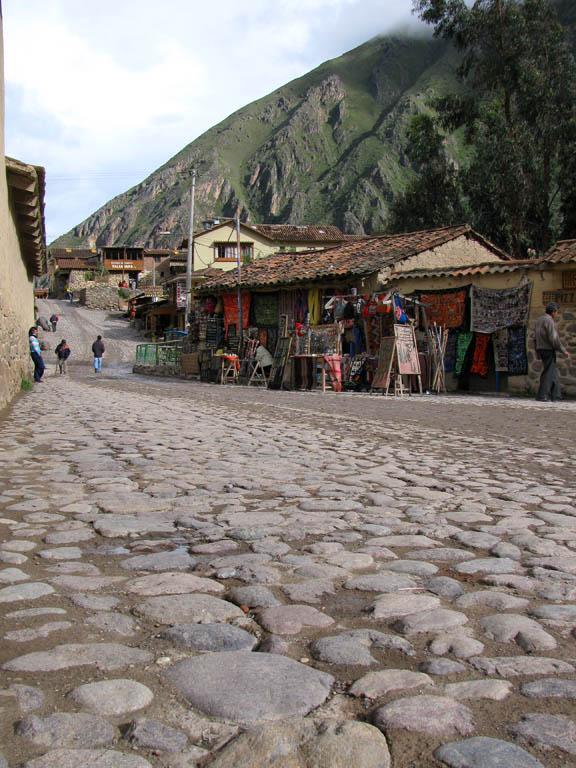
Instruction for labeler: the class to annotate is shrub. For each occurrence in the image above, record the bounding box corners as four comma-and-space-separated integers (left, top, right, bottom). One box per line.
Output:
20, 377, 34, 391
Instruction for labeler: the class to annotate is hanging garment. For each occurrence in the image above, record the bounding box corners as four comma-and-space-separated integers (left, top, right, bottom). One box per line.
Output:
470, 333, 490, 376
308, 289, 322, 325
492, 329, 509, 372
455, 332, 474, 376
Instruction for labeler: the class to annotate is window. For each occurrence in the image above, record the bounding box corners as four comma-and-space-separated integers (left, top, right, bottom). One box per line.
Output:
214, 242, 253, 263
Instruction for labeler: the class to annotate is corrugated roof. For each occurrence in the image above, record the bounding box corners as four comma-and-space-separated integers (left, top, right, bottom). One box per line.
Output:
197, 225, 510, 292
252, 224, 346, 242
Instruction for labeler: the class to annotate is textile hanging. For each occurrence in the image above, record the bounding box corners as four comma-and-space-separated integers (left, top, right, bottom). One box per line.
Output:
308, 289, 322, 325
470, 333, 490, 376
223, 292, 251, 338
470, 281, 532, 333
420, 287, 468, 329
455, 332, 474, 375
324, 355, 343, 392
293, 289, 308, 324
492, 329, 509, 372
444, 330, 458, 372
252, 292, 279, 326
508, 326, 528, 376
363, 315, 381, 355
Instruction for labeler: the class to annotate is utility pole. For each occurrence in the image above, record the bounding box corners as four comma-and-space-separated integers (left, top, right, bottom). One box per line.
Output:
235, 212, 243, 347
185, 168, 196, 331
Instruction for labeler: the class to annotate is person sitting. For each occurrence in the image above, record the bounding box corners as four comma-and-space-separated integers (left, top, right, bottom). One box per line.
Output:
255, 342, 273, 378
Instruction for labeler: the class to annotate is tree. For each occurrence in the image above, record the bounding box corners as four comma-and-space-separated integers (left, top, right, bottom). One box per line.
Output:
387, 114, 468, 233
412, 0, 576, 257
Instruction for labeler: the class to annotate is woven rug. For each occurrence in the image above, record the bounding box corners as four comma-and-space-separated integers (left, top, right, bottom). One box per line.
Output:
420, 287, 468, 329
508, 326, 528, 376
470, 281, 532, 333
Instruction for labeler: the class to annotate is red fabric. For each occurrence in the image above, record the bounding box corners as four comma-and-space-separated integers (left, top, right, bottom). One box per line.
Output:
470, 333, 490, 376
223, 292, 251, 336
324, 354, 342, 392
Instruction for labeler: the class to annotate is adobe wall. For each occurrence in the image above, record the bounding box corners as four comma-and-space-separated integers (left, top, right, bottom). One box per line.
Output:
394, 235, 503, 273
0, 23, 36, 411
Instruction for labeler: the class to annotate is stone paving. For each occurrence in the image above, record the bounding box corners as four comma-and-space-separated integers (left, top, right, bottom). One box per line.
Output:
1, 302, 575, 767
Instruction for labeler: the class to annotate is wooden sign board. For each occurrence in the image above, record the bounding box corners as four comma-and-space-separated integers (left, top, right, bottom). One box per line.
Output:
268, 336, 292, 390
395, 325, 421, 375
372, 338, 396, 389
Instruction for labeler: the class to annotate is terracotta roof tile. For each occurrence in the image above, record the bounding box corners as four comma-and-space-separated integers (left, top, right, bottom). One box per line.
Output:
252, 224, 345, 242
388, 259, 536, 281
49, 248, 97, 259
197, 225, 510, 292
540, 239, 576, 264
54, 258, 96, 270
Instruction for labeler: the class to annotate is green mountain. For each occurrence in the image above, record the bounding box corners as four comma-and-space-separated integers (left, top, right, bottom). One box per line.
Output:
54, 33, 465, 246
53, 2, 574, 247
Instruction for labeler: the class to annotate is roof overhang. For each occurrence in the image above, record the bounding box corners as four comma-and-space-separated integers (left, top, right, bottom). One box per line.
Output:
6, 156, 47, 276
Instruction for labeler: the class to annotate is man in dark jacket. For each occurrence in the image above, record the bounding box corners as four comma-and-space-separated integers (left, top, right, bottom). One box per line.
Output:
533, 302, 570, 401
55, 340, 71, 375
92, 335, 105, 373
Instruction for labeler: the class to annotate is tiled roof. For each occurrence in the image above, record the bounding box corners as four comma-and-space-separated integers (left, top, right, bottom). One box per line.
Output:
49, 248, 97, 259
388, 259, 536, 281
54, 258, 95, 270
252, 224, 345, 242
540, 240, 576, 264
197, 225, 510, 292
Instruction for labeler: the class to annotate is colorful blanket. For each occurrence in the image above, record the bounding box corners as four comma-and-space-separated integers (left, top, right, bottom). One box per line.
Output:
492, 329, 509, 372
470, 281, 532, 333
420, 287, 468, 329
223, 292, 251, 337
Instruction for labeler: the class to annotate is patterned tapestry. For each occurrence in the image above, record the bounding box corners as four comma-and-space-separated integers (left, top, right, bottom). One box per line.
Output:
444, 330, 458, 372
455, 332, 474, 376
223, 292, 251, 337
419, 287, 468, 329
363, 315, 381, 355
470, 281, 532, 333
279, 289, 308, 326
508, 326, 528, 376
470, 333, 490, 376
492, 329, 509, 372
252, 292, 279, 327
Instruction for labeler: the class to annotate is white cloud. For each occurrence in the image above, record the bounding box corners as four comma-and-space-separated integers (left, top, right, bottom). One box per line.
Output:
2, 0, 417, 241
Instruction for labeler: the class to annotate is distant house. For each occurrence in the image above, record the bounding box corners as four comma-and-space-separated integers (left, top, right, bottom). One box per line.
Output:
0, 26, 46, 408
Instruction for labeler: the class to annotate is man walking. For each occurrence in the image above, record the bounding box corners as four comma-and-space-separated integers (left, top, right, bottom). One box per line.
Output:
50, 313, 58, 332
55, 339, 70, 375
29, 327, 45, 383
92, 335, 105, 374
533, 301, 570, 402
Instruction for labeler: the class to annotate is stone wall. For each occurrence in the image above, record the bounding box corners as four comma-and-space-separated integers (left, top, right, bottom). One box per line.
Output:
81, 285, 131, 311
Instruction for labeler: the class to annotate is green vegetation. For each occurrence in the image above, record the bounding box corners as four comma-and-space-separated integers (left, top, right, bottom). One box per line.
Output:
20, 377, 34, 391
51, 3, 576, 253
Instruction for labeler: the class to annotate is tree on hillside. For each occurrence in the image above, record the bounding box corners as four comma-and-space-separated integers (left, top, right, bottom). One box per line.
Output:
387, 114, 468, 233
412, 0, 576, 257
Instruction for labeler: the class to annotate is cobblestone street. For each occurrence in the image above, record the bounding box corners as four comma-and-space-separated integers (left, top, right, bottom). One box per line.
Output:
1, 302, 575, 767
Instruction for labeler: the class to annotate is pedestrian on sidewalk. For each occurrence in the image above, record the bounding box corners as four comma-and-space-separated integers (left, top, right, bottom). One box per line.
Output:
54, 339, 70, 375
92, 335, 105, 373
50, 313, 58, 332
67, 287, 74, 304
29, 327, 45, 382
533, 301, 570, 402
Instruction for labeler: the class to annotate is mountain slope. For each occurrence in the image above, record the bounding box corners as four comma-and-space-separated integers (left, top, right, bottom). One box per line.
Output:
54, 33, 464, 247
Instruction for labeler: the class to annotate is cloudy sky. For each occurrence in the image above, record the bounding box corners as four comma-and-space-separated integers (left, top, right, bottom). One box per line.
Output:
3, 0, 420, 243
